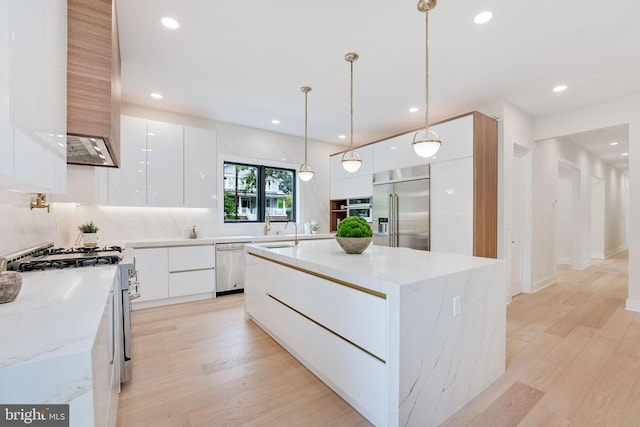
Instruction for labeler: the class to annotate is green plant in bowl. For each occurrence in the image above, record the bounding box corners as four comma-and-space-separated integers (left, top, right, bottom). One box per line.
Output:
78, 221, 99, 233
335, 217, 373, 254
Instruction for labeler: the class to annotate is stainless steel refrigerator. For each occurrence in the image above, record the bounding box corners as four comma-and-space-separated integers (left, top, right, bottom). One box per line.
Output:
372, 165, 430, 250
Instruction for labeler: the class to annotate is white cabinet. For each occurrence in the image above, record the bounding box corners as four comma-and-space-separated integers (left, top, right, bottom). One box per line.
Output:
245, 253, 387, 425
97, 116, 216, 207
0, 0, 67, 193
108, 116, 147, 206
134, 245, 216, 308
330, 145, 373, 199
146, 120, 184, 207
430, 157, 474, 255
168, 245, 215, 297
372, 115, 474, 173
134, 248, 169, 303
184, 126, 217, 208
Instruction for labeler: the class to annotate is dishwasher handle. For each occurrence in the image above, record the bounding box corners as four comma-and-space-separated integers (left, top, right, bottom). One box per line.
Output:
216, 243, 249, 251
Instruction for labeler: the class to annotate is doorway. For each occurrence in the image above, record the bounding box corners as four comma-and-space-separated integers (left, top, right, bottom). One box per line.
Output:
510, 144, 532, 296
556, 162, 581, 269
590, 176, 605, 259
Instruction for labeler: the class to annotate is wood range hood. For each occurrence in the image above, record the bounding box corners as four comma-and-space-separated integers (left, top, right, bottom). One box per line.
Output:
67, 0, 121, 168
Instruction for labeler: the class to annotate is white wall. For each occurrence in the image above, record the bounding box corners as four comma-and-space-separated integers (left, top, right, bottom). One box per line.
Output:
0, 104, 344, 254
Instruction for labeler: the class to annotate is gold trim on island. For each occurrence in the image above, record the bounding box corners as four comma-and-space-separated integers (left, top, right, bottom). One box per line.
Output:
267, 293, 386, 364
248, 252, 387, 299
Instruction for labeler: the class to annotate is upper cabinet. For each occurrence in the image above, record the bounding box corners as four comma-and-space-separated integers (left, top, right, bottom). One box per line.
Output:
184, 126, 217, 208
67, 0, 121, 167
146, 120, 184, 207
330, 145, 373, 199
372, 115, 474, 173
0, 0, 67, 194
96, 116, 217, 208
106, 115, 147, 206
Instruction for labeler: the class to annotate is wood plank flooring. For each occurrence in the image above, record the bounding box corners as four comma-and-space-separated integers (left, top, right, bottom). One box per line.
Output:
118, 251, 640, 426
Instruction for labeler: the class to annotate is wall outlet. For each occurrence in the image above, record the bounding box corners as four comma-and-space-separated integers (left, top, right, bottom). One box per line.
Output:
453, 296, 461, 317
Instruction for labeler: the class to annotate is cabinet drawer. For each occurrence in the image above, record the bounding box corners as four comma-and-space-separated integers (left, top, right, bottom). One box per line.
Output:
258, 256, 387, 360
168, 269, 215, 297
168, 245, 215, 272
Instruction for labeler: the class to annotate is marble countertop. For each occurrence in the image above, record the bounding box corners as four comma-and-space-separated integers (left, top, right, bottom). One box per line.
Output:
247, 239, 503, 292
0, 265, 117, 368
126, 233, 334, 249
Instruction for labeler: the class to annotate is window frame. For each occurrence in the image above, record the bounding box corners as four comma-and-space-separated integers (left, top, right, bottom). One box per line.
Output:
223, 161, 297, 223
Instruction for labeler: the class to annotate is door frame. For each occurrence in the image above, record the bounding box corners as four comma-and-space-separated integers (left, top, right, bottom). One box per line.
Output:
511, 144, 533, 294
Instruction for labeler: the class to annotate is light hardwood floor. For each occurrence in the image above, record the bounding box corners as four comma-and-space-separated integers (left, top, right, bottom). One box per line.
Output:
118, 251, 639, 426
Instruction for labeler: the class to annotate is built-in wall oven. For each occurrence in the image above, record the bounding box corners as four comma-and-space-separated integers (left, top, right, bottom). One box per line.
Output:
346, 197, 373, 222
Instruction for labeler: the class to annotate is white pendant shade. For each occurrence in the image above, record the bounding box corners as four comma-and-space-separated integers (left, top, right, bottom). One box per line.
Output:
341, 150, 362, 173
298, 163, 314, 181
412, 128, 441, 158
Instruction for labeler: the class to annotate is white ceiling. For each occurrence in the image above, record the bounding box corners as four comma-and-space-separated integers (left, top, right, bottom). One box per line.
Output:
116, 0, 639, 170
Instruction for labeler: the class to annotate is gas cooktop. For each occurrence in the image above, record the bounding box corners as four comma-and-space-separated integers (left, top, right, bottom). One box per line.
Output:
5, 243, 123, 272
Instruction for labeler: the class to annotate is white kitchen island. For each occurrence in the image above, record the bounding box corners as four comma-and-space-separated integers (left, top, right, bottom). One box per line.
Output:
245, 239, 506, 427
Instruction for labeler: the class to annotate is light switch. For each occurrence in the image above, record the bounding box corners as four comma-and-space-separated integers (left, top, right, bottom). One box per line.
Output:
453, 296, 461, 317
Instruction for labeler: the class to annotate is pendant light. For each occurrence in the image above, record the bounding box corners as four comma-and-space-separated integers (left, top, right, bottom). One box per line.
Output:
298, 86, 314, 182
341, 52, 362, 173
412, 0, 442, 158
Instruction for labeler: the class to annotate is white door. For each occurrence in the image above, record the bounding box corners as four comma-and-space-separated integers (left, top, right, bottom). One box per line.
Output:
556, 163, 581, 269
510, 153, 524, 296
590, 177, 605, 259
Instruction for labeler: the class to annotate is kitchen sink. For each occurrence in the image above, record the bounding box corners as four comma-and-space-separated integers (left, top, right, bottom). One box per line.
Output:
261, 243, 296, 249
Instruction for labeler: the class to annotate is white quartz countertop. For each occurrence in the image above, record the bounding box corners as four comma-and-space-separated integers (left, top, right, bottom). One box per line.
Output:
126, 233, 334, 249
247, 239, 503, 292
0, 265, 117, 368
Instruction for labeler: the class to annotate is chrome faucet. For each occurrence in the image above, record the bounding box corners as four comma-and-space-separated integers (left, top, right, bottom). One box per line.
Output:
264, 213, 271, 235
285, 221, 299, 245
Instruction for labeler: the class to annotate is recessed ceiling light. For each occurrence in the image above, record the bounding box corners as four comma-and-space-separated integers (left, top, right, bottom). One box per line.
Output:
150, 93, 163, 99
338, 135, 346, 139
474, 11, 493, 24
610, 141, 619, 146
161, 17, 179, 29
552, 85, 567, 93
622, 153, 629, 156
409, 107, 419, 113
271, 119, 280, 124
390, 146, 397, 150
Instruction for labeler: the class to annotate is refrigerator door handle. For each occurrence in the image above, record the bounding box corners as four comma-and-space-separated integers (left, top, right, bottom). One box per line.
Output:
387, 193, 394, 248
394, 193, 400, 247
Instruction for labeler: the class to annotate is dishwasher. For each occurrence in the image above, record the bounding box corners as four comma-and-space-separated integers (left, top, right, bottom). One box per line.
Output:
216, 242, 251, 294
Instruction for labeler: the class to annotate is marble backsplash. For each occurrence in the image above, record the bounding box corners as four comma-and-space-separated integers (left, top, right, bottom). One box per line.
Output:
0, 189, 330, 255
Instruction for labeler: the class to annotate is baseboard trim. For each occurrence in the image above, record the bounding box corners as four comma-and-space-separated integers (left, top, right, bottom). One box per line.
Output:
625, 298, 640, 313
532, 275, 557, 293
607, 245, 628, 258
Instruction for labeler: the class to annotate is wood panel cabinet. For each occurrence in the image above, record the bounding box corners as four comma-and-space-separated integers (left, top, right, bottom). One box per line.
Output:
67, 0, 121, 167
0, 0, 67, 193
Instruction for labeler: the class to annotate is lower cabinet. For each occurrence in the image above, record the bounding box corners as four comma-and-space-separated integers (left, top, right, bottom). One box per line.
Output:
133, 245, 215, 308
134, 248, 169, 303
245, 253, 387, 425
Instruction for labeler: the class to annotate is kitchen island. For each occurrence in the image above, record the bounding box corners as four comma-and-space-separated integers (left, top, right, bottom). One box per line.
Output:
245, 239, 506, 427
0, 266, 119, 427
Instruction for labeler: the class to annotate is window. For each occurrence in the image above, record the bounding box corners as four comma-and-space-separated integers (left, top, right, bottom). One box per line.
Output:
223, 162, 296, 223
